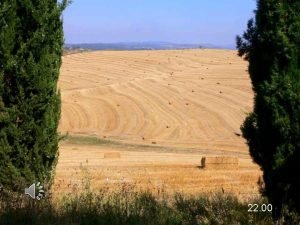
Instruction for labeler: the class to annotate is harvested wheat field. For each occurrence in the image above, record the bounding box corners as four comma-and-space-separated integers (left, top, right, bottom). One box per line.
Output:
55, 49, 261, 199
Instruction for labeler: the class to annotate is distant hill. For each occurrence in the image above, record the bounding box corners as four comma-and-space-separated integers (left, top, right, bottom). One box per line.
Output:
64, 42, 234, 51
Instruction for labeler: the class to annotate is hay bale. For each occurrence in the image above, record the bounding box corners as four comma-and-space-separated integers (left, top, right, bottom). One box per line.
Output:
104, 152, 121, 159
201, 156, 239, 170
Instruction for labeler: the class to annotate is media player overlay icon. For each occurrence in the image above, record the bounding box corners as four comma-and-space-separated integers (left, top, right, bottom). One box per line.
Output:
24, 182, 45, 200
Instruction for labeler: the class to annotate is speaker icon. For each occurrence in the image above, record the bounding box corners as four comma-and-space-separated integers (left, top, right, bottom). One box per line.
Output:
24, 182, 45, 200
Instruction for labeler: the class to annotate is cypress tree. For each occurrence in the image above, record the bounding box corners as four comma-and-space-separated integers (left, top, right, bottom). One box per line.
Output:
237, 0, 300, 222
0, 0, 68, 191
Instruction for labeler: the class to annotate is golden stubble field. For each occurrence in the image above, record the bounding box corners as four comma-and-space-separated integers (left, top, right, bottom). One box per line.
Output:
54, 49, 261, 199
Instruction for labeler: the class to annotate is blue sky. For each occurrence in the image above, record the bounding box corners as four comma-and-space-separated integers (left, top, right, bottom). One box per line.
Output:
63, 0, 256, 47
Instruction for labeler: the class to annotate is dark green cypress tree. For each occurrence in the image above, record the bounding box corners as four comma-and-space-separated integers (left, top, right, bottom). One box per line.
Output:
0, 0, 68, 191
237, 0, 300, 222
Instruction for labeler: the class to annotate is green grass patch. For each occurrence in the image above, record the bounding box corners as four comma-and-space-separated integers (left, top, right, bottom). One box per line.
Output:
0, 190, 275, 225
62, 134, 172, 152
64, 135, 113, 146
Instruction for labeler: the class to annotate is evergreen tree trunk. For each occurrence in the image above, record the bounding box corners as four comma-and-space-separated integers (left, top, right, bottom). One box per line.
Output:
0, 0, 68, 191
237, 0, 300, 223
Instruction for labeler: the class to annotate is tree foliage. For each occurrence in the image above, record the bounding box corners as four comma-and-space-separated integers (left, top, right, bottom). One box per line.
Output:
237, 0, 300, 221
0, 0, 68, 191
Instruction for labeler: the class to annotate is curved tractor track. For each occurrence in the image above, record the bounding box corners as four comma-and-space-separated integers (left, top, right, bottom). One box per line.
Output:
59, 49, 252, 153
55, 49, 261, 198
